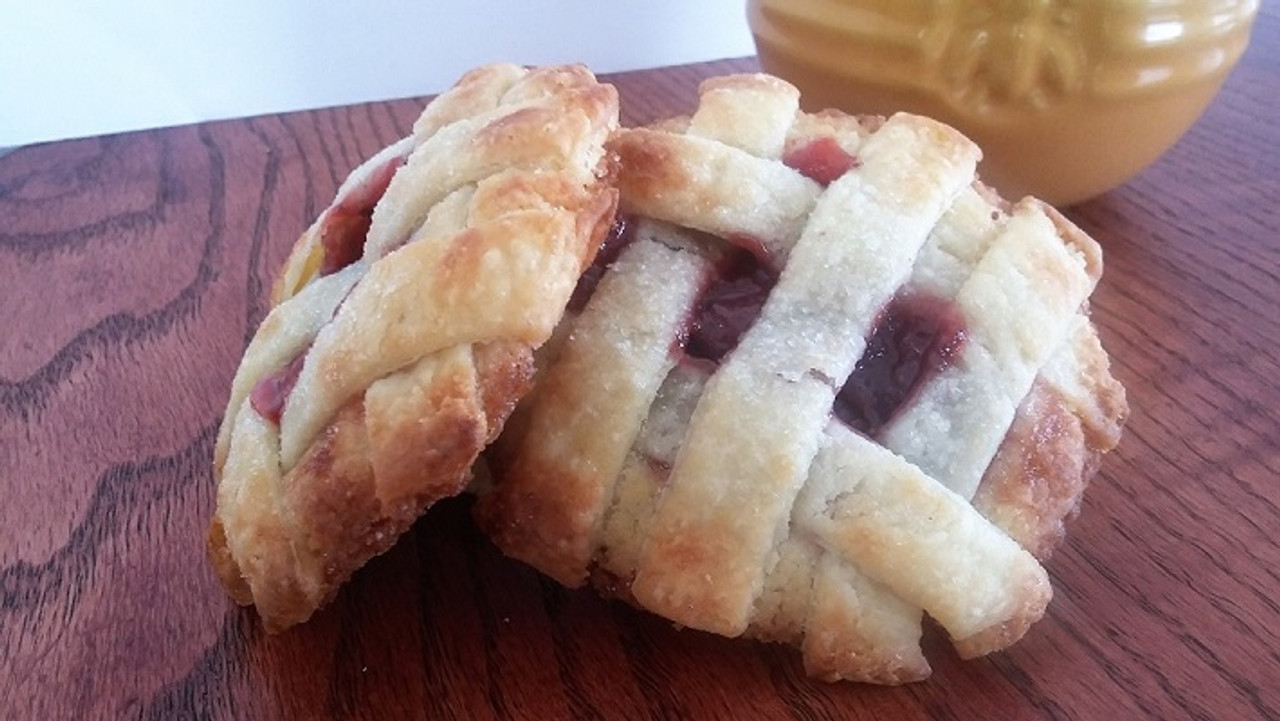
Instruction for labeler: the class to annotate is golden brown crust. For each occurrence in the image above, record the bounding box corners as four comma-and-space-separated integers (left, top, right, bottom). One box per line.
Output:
205, 519, 251, 606
950, 571, 1051, 659
209, 63, 619, 631
477, 72, 1126, 684
627, 112, 985, 639
472, 341, 538, 445
210, 341, 542, 633
972, 317, 1128, 560
475, 226, 710, 587
609, 127, 821, 261
800, 562, 932, 684
972, 384, 1089, 562
476, 451, 596, 585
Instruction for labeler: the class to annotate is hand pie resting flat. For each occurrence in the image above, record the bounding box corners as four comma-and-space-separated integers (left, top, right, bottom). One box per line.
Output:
207, 64, 619, 632
475, 74, 1127, 683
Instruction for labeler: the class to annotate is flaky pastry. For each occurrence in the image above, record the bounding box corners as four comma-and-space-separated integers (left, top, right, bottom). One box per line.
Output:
475, 73, 1126, 683
208, 63, 619, 632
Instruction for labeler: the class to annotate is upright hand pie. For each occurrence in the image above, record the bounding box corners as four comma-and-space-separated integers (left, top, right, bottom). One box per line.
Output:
474, 74, 1127, 683
208, 64, 619, 632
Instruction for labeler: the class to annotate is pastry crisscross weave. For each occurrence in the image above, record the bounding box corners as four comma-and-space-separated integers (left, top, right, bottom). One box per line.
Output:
476, 74, 1126, 683
208, 64, 619, 632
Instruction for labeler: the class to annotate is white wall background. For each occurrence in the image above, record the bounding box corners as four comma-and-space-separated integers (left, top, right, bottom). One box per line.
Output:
0, 1, 755, 147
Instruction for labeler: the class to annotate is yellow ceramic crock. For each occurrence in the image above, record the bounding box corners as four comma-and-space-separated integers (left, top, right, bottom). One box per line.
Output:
748, 0, 1259, 205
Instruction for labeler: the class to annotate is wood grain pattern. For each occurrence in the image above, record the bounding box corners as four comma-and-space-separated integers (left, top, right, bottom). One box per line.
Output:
2, 21, 1278, 719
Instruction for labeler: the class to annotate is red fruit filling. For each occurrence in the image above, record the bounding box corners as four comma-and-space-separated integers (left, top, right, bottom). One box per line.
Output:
782, 137, 859, 186
677, 233, 966, 435
249, 348, 309, 425
833, 293, 967, 437
318, 155, 406, 276
247, 155, 405, 425
567, 214, 639, 313
684, 245, 779, 364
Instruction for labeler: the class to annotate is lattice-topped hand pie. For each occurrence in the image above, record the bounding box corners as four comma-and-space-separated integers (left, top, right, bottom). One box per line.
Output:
475, 74, 1127, 683
208, 64, 619, 632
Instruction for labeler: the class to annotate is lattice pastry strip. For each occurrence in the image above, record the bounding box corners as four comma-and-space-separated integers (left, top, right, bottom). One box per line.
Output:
480, 224, 712, 586
208, 64, 619, 632
881, 199, 1102, 499
476, 73, 1126, 683
972, 314, 1127, 560
630, 113, 982, 636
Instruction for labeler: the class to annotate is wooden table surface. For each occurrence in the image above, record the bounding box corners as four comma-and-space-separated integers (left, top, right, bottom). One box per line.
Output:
4, 12, 1279, 720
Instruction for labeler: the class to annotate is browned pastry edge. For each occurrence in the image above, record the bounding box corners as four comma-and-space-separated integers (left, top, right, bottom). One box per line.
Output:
570, 321, 1125, 669
211, 177, 617, 631
972, 320, 1128, 561
477, 198, 1124, 685
208, 64, 621, 632
208, 341, 536, 632
474, 449, 594, 587
474, 323, 624, 587
475, 89, 1119, 680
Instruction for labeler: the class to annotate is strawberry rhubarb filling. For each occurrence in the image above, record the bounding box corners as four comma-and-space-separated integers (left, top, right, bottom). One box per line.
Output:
317, 155, 405, 276
249, 155, 404, 424
248, 348, 308, 424
570, 210, 968, 439
782, 136, 859, 186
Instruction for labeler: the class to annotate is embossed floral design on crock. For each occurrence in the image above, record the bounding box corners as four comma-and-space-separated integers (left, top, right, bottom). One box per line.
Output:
922, 0, 1088, 112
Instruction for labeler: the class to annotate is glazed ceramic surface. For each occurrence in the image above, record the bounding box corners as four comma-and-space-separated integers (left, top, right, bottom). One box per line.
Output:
748, 0, 1259, 204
